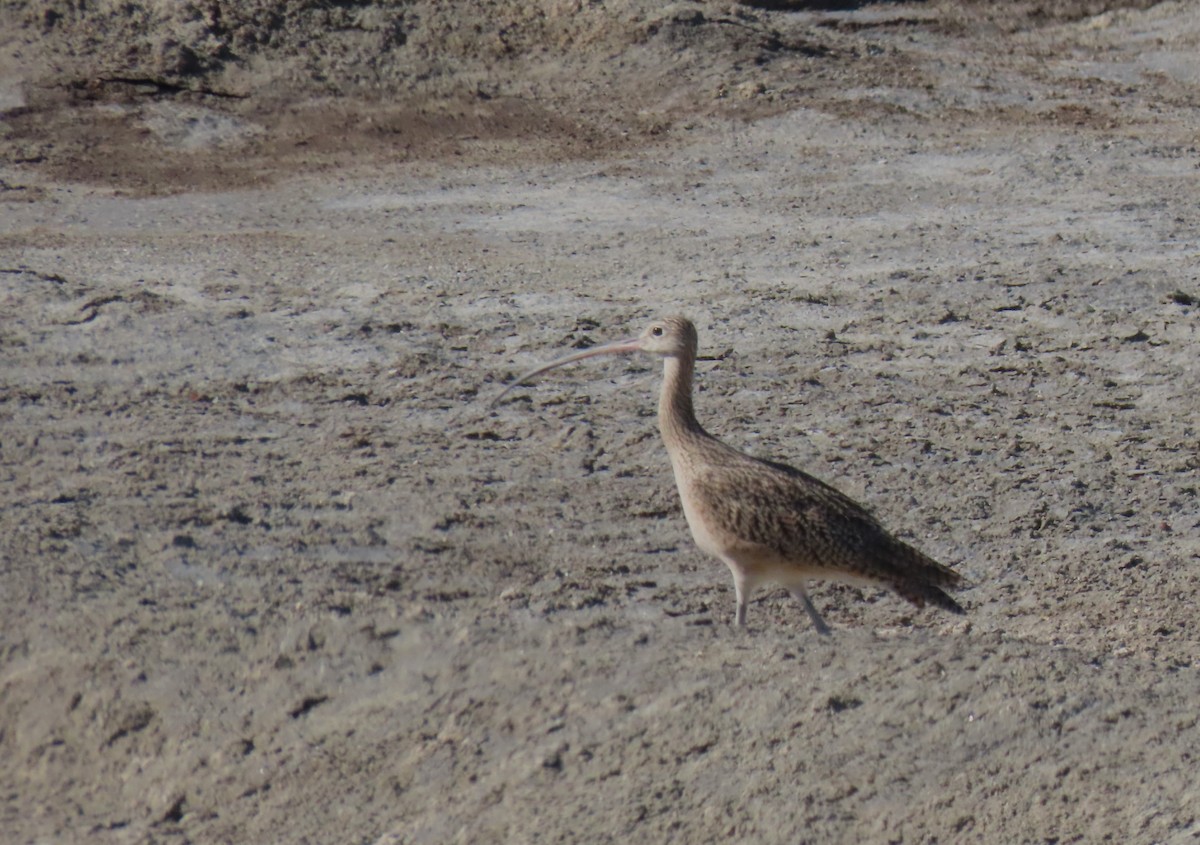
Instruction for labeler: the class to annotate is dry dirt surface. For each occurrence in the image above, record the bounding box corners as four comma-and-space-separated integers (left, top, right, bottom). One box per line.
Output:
2, 1, 1199, 842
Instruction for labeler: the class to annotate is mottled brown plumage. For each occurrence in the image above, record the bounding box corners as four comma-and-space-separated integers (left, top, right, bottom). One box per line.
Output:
493, 316, 965, 632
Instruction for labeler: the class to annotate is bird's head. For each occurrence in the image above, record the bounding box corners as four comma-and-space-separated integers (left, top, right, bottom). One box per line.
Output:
634, 316, 698, 359
490, 315, 698, 407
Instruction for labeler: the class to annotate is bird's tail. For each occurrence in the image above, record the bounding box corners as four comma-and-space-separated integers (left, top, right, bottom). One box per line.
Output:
888, 538, 967, 615
894, 580, 966, 615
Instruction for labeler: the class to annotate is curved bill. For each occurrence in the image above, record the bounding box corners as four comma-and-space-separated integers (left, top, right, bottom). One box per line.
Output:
490, 335, 643, 408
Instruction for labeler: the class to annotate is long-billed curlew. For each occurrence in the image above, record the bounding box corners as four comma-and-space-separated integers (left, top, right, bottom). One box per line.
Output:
492, 316, 965, 633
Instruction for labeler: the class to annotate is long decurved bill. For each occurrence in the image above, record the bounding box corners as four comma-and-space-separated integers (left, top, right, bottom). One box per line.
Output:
490, 335, 644, 407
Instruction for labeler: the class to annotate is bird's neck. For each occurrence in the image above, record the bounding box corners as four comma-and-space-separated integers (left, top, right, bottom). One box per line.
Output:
658, 355, 708, 452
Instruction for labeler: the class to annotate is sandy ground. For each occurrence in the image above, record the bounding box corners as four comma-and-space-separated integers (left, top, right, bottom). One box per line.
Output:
2, 1, 1199, 842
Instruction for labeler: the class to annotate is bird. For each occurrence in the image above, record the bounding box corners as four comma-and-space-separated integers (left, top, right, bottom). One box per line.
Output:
491, 316, 966, 633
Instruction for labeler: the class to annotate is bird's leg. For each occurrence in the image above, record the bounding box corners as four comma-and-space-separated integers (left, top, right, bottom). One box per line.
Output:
732, 571, 749, 628
789, 586, 832, 636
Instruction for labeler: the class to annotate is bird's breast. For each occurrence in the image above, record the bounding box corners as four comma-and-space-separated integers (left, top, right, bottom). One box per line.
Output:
668, 457, 730, 558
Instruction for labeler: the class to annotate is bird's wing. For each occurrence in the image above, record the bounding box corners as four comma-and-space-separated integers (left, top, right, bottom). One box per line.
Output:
685, 457, 884, 568
687, 454, 963, 588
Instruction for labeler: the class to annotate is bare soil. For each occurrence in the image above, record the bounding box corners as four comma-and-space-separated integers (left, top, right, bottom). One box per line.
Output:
2, 1, 1198, 842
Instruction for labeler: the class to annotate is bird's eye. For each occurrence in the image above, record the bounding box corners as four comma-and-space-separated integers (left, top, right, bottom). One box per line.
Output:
651, 326, 664, 337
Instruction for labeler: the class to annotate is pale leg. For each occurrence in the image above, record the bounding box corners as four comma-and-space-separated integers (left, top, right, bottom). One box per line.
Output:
727, 562, 751, 627
789, 586, 831, 636
734, 576, 748, 627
